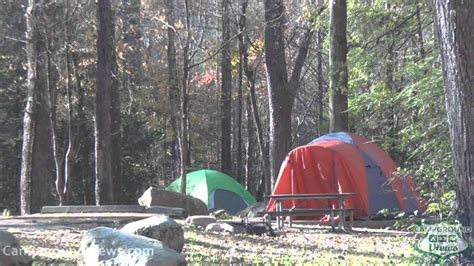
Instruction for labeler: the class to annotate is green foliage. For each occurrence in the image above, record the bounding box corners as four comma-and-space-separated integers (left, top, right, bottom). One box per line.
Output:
2, 209, 11, 217
347, 0, 453, 216
425, 190, 457, 218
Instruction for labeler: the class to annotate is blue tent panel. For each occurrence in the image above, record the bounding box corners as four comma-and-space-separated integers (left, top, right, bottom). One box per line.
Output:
361, 152, 400, 216
208, 189, 250, 214
310, 132, 354, 145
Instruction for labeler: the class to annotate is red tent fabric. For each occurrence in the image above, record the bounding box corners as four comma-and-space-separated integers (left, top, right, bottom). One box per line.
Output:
266, 132, 426, 218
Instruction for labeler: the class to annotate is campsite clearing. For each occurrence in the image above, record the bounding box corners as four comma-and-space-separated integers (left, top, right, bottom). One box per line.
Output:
0, 214, 421, 264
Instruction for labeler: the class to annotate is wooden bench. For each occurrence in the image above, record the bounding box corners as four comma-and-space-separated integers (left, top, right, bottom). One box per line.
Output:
265, 208, 362, 231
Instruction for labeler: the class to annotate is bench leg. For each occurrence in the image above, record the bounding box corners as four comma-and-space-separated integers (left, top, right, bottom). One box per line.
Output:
330, 211, 335, 231
339, 210, 344, 231
289, 216, 292, 227
350, 210, 354, 230
276, 200, 283, 230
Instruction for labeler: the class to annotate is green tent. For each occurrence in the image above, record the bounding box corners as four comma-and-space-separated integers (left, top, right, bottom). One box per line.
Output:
166, 169, 257, 214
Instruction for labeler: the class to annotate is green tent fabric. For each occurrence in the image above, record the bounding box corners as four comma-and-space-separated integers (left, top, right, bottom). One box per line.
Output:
166, 169, 257, 214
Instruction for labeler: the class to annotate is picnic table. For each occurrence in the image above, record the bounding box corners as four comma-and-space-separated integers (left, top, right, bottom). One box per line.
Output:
264, 192, 357, 231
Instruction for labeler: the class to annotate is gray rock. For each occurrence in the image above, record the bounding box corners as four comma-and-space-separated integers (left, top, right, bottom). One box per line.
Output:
205, 223, 236, 233
0, 230, 32, 266
121, 215, 184, 253
185, 215, 216, 228
237, 202, 266, 218
138, 187, 208, 216
79, 227, 186, 266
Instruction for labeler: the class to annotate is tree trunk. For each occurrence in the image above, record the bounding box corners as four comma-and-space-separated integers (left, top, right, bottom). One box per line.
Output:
264, 0, 291, 193
235, 0, 246, 183
328, 0, 349, 132
264, 0, 316, 192
20, 0, 54, 214
180, 0, 191, 194
122, 0, 142, 113
245, 96, 255, 195
63, 27, 75, 204
71, 51, 93, 205
95, 0, 118, 205
316, 30, 324, 135
220, 0, 232, 175
239, 0, 270, 196
434, 0, 474, 246
165, 0, 180, 181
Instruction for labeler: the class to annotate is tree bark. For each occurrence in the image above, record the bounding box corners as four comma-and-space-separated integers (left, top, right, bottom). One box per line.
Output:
240, 0, 270, 195
434, 0, 474, 246
235, 0, 246, 183
71, 51, 93, 205
264, 0, 291, 193
264, 0, 316, 192
122, 0, 142, 113
220, 0, 232, 175
316, 30, 324, 135
180, 0, 192, 194
165, 0, 180, 181
328, 0, 349, 132
20, 0, 55, 214
63, 25, 75, 204
95, 0, 119, 205
245, 96, 255, 195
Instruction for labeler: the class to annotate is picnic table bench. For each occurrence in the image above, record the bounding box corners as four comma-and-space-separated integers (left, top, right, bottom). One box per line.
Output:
264, 193, 358, 231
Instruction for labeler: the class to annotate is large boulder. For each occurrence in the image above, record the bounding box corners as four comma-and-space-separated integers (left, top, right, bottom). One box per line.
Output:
139, 187, 208, 216
185, 215, 216, 228
0, 230, 32, 266
79, 227, 186, 266
237, 202, 267, 218
121, 215, 184, 253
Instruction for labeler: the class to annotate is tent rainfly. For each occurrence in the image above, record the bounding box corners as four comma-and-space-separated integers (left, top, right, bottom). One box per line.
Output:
267, 132, 426, 219
166, 169, 257, 214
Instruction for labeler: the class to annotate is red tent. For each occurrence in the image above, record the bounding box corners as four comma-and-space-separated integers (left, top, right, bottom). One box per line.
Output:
266, 132, 426, 218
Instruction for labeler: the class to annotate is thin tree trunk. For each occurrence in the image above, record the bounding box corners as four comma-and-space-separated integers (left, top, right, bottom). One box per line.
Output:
95, 0, 117, 205
122, 0, 142, 113
328, 0, 349, 132
220, 0, 232, 175
180, 0, 191, 194
51, 24, 65, 205
72, 51, 93, 205
20, 0, 38, 215
245, 96, 255, 195
317, 30, 324, 135
264, 0, 290, 193
415, 4, 425, 59
241, 0, 270, 194
236, 0, 245, 183
64, 21, 75, 203
434, 0, 474, 247
165, 0, 180, 181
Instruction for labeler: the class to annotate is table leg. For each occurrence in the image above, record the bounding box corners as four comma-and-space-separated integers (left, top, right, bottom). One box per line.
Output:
350, 210, 354, 230
276, 200, 282, 230
330, 210, 335, 231
338, 197, 344, 231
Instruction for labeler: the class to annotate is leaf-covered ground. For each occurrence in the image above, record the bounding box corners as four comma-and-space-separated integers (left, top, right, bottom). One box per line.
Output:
0, 215, 421, 265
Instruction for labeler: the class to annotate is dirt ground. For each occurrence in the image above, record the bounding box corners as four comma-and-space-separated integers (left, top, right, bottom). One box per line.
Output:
0, 214, 421, 265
